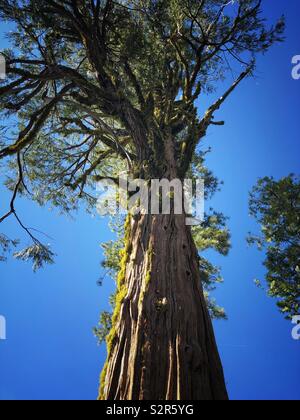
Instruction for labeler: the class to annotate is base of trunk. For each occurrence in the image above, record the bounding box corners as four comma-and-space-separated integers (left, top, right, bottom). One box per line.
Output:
99, 213, 228, 401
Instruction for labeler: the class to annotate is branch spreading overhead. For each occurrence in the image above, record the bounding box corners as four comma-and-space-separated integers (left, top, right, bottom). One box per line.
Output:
0, 0, 285, 263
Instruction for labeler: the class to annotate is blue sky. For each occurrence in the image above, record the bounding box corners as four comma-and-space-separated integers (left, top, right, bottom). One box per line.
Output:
0, 0, 299, 401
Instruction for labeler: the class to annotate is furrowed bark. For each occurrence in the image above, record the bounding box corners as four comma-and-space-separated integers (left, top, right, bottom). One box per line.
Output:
99, 212, 228, 400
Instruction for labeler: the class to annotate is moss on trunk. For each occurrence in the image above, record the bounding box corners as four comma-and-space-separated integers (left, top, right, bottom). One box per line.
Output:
99, 212, 228, 400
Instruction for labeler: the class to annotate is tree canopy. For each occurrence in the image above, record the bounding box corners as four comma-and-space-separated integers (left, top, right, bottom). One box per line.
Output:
0, 0, 287, 401
0, 0, 284, 264
248, 175, 300, 319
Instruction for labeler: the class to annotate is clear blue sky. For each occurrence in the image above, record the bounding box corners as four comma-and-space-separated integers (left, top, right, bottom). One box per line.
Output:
0, 0, 299, 401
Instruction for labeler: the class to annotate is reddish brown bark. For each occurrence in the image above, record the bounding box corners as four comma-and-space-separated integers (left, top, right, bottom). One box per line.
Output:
100, 211, 228, 400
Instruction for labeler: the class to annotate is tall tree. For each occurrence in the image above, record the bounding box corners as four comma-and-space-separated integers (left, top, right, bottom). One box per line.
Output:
0, 0, 284, 400
248, 175, 300, 319
95, 167, 230, 345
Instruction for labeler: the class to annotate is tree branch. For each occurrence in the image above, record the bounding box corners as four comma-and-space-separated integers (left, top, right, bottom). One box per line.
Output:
201, 63, 254, 130
0, 84, 74, 160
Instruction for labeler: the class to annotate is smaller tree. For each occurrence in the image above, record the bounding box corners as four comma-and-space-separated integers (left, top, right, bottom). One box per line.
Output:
248, 175, 300, 319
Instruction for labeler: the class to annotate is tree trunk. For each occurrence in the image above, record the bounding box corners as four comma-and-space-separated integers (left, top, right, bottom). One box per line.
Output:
99, 211, 228, 400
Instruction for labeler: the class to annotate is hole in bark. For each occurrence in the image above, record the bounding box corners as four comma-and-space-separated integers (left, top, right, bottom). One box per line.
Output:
163, 226, 168, 231
186, 271, 191, 276
182, 244, 186, 250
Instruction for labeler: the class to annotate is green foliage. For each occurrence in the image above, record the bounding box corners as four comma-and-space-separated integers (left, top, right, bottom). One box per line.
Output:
97, 214, 132, 398
95, 215, 131, 346
94, 217, 126, 344
93, 311, 112, 346
205, 292, 227, 321
0, 233, 19, 262
190, 149, 230, 320
188, 149, 221, 199
0, 0, 286, 399
195, 212, 230, 320
0, 0, 284, 264
14, 243, 55, 272
193, 213, 231, 256
248, 175, 300, 319
101, 240, 123, 281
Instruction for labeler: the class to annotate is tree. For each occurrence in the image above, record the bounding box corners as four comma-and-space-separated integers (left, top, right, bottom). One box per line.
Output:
95, 185, 230, 345
0, 0, 284, 400
248, 175, 300, 319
